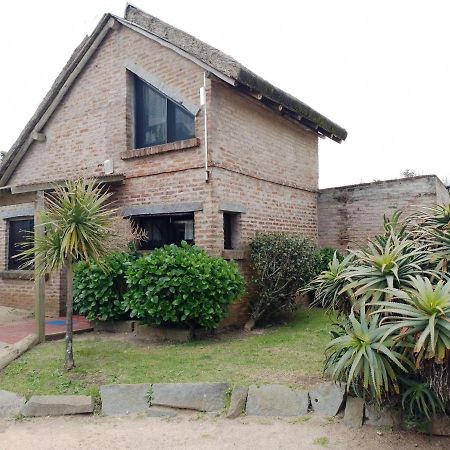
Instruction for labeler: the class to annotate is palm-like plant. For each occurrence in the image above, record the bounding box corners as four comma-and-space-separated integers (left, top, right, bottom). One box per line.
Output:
325, 303, 410, 399
308, 253, 354, 315
19, 179, 119, 370
374, 276, 450, 366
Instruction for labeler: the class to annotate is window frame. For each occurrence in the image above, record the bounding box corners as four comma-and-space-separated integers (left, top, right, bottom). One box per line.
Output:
132, 213, 195, 251
133, 75, 195, 149
7, 217, 34, 271
223, 212, 240, 250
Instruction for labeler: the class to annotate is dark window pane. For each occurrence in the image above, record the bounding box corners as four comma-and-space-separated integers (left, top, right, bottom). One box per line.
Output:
135, 76, 167, 148
223, 213, 233, 250
133, 214, 194, 250
8, 219, 34, 270
167, 100, 195, 143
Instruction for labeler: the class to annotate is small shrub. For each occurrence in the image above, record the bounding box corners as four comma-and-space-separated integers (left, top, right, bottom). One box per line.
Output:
124, 243, 244, 331
315, 247, 342, 274
246, 233, 318, 329
74, 251, 137, 321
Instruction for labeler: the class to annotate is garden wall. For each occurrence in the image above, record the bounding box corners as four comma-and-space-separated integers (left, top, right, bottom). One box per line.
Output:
318, 175, 450, 249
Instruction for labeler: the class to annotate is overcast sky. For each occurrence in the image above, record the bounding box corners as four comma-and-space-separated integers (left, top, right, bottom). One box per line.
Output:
1, 0, 449, 188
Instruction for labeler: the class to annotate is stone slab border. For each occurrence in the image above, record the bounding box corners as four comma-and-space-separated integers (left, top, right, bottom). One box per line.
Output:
0, 381, 449, 435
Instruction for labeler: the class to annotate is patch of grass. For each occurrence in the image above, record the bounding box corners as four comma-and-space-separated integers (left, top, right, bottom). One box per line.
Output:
0, 309, 332, 398
313, 436, 329, 447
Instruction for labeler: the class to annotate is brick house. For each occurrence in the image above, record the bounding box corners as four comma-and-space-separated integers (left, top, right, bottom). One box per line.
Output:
0, 5, 346, 323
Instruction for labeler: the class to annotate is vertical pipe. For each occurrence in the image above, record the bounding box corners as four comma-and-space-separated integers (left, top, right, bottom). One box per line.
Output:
203, 72, 209, 182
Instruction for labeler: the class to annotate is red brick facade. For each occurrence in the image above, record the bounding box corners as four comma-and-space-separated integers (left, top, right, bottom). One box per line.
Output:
0, 16, 322, 323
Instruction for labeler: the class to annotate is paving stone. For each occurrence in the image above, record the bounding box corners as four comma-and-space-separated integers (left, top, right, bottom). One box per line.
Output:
246, 384, 309, 417
100, 384, 151, 416
146, 406, 177, 417
0, 390, 26, 418
226, 386, 248, 419
309, 383, 346, 416
21, 395, 94, 417
431, 414, 450, 436
343, 397, 364, 428
151, 383, 228, 412
365, 404, 400, 427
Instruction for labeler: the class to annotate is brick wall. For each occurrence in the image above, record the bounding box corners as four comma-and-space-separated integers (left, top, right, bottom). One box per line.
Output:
209, 79, 319, 325
318, 175, 450, 250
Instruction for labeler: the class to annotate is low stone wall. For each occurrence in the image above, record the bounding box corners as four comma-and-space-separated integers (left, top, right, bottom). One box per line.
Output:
318, 175, 450, 250
1, 382, 449, 436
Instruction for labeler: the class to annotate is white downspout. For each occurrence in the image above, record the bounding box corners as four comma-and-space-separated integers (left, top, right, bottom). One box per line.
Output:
200, 72, 209, 182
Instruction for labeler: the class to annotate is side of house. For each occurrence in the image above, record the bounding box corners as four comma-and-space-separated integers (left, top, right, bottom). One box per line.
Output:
0, 6, 343, 322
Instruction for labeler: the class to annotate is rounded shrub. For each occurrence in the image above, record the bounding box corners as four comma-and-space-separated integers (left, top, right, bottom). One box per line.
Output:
124, 243, 245, 330
74, 251, 137, 321
247, 232, 318, 329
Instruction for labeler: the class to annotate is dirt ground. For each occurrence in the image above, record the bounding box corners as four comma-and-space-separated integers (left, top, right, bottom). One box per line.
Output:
0, 413, 447, 450
0, 306, 32, 326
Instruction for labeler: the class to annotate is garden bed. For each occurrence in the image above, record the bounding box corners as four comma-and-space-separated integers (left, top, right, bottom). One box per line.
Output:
0, 309, 332, 398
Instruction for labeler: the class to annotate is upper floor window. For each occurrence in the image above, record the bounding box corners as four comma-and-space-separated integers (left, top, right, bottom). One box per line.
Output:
134, 75, 195, 149
8, 218, 34, 270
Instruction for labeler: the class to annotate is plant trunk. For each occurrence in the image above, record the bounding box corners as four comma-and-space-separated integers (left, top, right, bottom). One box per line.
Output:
244, 317, 256, 331
188, 322, 196, 340
64, 257, 75, 371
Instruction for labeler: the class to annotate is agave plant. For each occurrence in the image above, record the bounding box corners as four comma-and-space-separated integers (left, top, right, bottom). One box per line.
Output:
374, 276, 450, 366
344, 231, 432, 302
307, 253, 354, 315
325, 303, 410, 399
409, 204, 450, 276
400, 376, 445, 420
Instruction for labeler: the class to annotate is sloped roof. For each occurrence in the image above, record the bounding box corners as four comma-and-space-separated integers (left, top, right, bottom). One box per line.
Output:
123, 5, 347, 141
0, 5, 347, 186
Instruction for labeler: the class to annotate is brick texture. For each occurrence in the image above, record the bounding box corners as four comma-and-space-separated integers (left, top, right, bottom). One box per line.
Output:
318, 175, 450, 250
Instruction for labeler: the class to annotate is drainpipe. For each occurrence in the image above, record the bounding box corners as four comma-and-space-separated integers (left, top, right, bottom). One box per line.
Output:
200, 72, 209, 182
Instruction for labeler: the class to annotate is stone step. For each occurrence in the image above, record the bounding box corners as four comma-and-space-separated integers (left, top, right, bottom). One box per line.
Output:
151, 383, 229, 412
246, 384, 309, 417
21, 395, 94, 417
0, 390, 26, 418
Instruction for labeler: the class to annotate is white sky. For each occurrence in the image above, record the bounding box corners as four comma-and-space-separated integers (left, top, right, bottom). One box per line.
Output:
1, 0, 449, 188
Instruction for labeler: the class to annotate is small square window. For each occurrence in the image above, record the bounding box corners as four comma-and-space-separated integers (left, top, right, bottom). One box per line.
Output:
8, 218, 34, 270
132, 214, 194, 250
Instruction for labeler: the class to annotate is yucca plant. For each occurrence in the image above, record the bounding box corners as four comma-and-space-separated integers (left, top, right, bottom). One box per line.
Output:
325, 303, 410, 400
400, 376, 445, 420
307, 253, 354, 315
374, 276, 450, 366
18, 179, 120, 370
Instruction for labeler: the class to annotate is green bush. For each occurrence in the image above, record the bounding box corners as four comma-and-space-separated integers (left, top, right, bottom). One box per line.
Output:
247, 233, 318, 329
74, 251, 137, 321
315, 247, 342, 274
124, 243, 245, 330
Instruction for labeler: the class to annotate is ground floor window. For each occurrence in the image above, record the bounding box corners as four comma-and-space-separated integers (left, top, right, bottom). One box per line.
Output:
132, 213, 194, 250
223, 212, 240, 250
8, 218, 34, 270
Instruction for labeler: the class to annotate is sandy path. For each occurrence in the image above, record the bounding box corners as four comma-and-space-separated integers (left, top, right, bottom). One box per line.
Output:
0, 414, 447, 450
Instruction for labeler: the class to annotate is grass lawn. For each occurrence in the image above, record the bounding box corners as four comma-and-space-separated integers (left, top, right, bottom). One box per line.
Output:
0, 308, 334, 399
